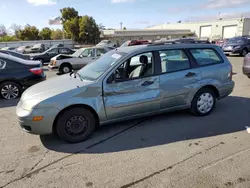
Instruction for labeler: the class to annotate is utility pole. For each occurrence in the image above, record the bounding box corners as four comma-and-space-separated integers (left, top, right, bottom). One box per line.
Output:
120, 22, 123, 30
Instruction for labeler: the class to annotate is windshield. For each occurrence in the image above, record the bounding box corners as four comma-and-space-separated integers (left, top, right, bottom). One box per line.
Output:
72, 48, 86, 57
77, 51, 125, 81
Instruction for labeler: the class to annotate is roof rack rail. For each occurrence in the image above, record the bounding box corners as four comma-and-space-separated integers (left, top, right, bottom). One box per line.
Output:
148, 40, 211, 46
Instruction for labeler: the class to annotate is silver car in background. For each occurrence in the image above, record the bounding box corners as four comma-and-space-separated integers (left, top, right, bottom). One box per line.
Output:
48, 46, 111, 74
16, 43, 234, 143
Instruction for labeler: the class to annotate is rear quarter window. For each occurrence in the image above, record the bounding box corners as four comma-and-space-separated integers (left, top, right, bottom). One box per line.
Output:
190, 48, 223, 66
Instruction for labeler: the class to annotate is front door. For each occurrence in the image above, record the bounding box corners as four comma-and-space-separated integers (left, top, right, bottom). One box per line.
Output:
158, 49, 201, 109
103, 52, 161, 120
77, 48, 95, 69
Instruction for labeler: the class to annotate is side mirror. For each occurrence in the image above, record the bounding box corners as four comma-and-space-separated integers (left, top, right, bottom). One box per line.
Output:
107, 72, 115, 84
79, 55, 83, 58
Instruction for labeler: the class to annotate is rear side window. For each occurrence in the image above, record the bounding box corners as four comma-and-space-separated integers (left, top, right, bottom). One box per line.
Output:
96, 48, 106, 57
59, 48, 71, 54
159, 50, 190, 73
190, 49, 223, 66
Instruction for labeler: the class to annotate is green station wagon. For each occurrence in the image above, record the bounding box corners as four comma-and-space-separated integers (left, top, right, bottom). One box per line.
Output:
16, 43, 235, 143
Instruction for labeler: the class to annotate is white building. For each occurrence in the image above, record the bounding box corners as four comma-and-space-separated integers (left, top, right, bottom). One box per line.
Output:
101, 29, 194, 45
148, 18, 250, 40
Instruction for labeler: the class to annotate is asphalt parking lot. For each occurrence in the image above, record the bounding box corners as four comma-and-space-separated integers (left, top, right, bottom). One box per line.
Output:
1, 57, 250, 188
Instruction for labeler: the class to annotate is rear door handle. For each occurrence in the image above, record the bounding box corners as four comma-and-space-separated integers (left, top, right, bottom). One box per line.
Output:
141, 81, 154, 86
185, 72, 196, 77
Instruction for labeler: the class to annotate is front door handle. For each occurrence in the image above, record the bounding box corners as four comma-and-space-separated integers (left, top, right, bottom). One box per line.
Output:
141, 81, 154, 86
185, 72, 196, 77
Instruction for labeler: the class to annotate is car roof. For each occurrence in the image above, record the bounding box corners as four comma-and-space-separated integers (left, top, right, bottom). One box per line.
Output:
116, 43, 218, 55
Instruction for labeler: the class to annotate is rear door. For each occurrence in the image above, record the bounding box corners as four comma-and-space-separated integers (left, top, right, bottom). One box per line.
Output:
189, 48, 229, 84
0, 57, 34, 82
159, 49, 201, 109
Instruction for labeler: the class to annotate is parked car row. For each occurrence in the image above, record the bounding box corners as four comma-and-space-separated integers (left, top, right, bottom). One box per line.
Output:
1, 43, 65, 54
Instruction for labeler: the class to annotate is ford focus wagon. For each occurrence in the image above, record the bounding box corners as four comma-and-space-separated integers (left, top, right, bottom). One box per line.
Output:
16, 43, 235, 143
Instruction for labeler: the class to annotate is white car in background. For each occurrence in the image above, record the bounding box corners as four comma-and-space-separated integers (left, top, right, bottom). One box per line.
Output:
48, 46, 111, 74
96, 40, 117, 48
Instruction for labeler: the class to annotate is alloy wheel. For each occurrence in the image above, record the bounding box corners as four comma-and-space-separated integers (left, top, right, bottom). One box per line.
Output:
1, 84, 19, 99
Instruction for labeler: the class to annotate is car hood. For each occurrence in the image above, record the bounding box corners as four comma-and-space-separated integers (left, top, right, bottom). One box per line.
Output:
21, 74, 93, 103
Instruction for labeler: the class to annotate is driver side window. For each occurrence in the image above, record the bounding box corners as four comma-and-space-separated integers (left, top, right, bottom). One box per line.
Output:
81, 49, 94, 57
108, 52, 154, 83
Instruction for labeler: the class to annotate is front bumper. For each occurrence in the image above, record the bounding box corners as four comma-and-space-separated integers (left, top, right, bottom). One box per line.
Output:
218, 81, 235, 99
16, 103, 60, 135
223, 48, 242, 55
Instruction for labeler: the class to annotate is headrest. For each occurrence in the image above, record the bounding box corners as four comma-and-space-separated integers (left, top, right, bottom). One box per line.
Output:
139, 55, 148, 64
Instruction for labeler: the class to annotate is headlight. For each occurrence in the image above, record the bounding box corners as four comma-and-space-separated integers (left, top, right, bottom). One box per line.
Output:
52, 60, 57, 66
21, 99, 41, 111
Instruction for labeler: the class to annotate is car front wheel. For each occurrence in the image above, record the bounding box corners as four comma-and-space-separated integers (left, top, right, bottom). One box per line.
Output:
60, 64, 72, 74
56, 107, 96, 143
0, 81, 22, 100
241, 48, 248, 56
190, 88, 216, 116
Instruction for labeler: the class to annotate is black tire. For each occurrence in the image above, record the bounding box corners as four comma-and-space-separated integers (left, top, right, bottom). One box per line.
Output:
0, 81, 22, 100
190, 88, 216, 116
56, 107, 96, 143
60, 64, 72, 74
241, 48, 248, 57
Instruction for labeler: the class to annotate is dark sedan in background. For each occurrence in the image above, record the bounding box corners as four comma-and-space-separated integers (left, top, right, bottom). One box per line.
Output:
30, 47, 75, 64
0, 53, 46, 100
222, 36, 250, 56
0, 50, 31, 60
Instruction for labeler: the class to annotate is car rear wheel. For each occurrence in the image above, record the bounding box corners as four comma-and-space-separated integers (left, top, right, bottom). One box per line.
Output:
0, 81, 22, 100
241, 48, 248, 56
190, 88, 216, 116
60, 64, 72, 74
56, 107, 96, 143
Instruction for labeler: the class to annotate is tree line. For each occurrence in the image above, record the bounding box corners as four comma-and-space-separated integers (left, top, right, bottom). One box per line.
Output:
0, 25, 68, 42
0, 7, 101, 44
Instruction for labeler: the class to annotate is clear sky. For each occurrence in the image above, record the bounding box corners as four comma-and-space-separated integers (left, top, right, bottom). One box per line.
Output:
0, 0, 250, 30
